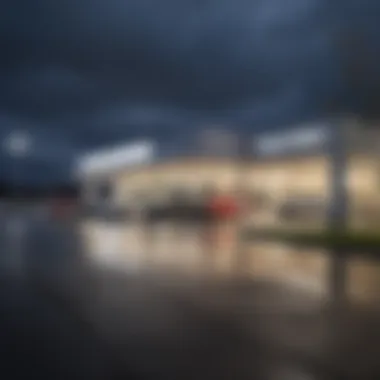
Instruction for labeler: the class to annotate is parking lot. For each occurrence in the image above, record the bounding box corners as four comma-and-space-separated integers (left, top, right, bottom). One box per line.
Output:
82, 217, 380, 303
0, 200, 378, 305
0, 201, 85, 285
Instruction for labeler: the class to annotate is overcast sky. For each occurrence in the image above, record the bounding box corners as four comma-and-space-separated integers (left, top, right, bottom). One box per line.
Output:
0, 0, 379, 184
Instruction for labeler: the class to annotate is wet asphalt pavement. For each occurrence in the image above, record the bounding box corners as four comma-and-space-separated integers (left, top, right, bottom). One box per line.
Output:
0, 204, 111, 379
0, 204, 84, 284
0, 204, 379, 379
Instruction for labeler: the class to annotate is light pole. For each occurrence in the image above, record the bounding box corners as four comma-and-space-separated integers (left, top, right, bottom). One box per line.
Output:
326, 21, 363, 320
3, 130, 32, 189
234, 131, 252, 274
2, 130, 32, 277
327, 118, 349, 311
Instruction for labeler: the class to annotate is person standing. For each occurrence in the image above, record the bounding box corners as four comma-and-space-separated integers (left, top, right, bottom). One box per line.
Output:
209, 190, 239, 257
200, 186, 240, 273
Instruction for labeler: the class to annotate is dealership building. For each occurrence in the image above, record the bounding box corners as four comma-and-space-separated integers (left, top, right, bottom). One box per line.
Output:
75, 119, 380, 229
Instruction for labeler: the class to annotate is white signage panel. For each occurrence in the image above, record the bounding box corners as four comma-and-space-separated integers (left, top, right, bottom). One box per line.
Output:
255, 123, 329, 157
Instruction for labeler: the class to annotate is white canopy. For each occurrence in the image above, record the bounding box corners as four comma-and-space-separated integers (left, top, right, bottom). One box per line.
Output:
254, 122, 329, 157
75, 140, 156, 178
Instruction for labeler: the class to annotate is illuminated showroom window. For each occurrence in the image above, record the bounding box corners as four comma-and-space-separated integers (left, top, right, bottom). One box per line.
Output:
278, 196, 327, 222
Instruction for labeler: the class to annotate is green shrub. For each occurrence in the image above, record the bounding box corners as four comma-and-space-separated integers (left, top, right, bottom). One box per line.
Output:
243, 228, 380, 256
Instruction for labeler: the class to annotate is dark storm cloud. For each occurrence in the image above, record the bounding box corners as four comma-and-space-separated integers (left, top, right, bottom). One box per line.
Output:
0, 0, 334, 109
0, 0, 379, 182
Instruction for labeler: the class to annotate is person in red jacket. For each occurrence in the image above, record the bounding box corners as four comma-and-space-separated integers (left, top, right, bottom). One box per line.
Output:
201, 186, 240, 271
209, 192, 239, 222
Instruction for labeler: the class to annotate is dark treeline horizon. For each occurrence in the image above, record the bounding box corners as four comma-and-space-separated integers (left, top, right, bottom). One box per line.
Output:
0, 180, 79, 200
